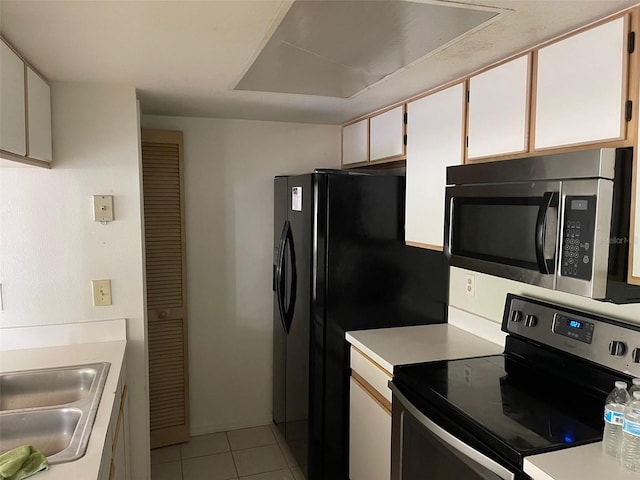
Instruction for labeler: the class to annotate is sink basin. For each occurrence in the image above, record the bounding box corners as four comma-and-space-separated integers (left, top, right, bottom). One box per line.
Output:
0, 362, 110, 464
0, 364, 102, 411
0, 408, 82, 458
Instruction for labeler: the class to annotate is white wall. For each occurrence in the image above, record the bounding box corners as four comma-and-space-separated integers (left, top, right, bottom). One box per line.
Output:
0, 84, 149, 479
141, 115, 340, 434
449, 267, 640, 324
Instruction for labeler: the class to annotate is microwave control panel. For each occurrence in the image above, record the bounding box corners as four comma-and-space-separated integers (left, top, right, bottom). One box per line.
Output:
561, 195, 596, 281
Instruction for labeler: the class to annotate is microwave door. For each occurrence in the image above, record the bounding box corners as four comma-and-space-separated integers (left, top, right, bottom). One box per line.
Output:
445, 182, 561, 289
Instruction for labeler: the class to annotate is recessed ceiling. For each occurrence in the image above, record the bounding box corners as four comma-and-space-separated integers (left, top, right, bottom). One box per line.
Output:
0, 0, 637, 124
235, 1, 499, 98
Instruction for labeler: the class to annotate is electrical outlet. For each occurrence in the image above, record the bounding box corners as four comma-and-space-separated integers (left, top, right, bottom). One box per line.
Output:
465, 274, 475, 297
92, 279, 112, 306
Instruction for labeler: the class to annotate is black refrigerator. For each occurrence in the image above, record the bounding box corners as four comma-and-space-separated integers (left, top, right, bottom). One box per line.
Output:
272, 170, 448, 480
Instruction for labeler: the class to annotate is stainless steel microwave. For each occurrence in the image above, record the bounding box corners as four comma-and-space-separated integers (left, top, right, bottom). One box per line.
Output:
444, 148, 640, 303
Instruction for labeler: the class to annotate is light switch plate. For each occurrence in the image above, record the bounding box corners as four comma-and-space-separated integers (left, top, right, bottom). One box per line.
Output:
92, 279, 112, 306
93, 195, 114, 222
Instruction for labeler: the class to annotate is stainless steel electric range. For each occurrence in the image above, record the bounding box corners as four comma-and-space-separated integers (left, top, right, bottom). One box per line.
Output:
390, 294, 640, 479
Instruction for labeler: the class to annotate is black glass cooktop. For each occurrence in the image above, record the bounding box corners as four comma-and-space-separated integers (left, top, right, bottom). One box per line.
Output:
393, 353, 605, 469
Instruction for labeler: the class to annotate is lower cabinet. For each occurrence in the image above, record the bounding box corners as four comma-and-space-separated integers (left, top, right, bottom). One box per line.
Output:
99, 366, 129, 480
110, 384, 129, 480
349, 347, 392, 480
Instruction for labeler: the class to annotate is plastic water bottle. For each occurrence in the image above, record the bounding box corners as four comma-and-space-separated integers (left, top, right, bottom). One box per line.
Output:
603, 381, 630, 458
629, 378, 640, 399
622, 391, 640, 471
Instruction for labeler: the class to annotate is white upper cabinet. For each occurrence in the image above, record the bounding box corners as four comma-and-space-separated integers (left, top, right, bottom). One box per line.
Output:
342, 118, 368, 166
534, 16, 627, 149
27, 67, 52, 162
633, 73, 640, 281
369, 105, 405, 161
1, 40, 27, 156
467, 55, 530, 160
405, 83, 464, 249
0, 38, 52, 165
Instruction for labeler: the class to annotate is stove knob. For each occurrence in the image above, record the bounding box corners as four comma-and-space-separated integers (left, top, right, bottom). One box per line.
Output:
510, 310, 523, 323
524, 315, 538, 328
633, 348, 640, 363
609, 341, 627, 357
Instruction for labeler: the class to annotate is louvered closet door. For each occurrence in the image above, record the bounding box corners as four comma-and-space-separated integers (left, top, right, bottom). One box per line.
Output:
141, 129, 190, 448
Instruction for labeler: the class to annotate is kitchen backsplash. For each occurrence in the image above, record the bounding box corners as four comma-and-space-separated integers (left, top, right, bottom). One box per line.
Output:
449, 267, 640, 325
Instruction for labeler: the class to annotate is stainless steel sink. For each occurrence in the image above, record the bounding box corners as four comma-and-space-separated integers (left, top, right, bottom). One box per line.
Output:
0, 362, 110, 464
0, 364, 101, 411
0, 408, 82, 458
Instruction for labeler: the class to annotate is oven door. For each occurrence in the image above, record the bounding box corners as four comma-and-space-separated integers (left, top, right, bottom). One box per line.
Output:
390, 385, 516, 480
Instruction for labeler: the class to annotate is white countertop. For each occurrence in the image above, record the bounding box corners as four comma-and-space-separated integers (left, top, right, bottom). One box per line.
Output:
346, 323, 504, 373
525, 442, 640, 480
0, 340, 126, 480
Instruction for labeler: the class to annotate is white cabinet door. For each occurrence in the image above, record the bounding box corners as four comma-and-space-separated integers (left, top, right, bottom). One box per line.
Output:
349, 377, 391, 480
1, 40, 26, 156
633, 73, 640, 280
468, 55, 529, 159
535, 16, 627, 149
405, 83, 464, 249
27, 67, 52, 162
370, 105, 404, 161
342, 119, 368, 165
112, 404, 127, 480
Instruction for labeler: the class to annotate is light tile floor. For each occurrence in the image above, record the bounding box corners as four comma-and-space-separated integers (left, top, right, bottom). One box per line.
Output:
151, 424, 306, 480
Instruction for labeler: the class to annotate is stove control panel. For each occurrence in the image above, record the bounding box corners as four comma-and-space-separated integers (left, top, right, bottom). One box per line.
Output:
552, 314, 594, 344
503, 294, 640, 377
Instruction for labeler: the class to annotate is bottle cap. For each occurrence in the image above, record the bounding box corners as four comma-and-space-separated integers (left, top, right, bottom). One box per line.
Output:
634, 391, 640, 400
616, 381, 628, 389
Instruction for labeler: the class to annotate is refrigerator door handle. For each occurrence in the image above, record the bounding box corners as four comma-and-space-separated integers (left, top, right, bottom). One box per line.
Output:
283, 223, 297, 333
275, 221, 288, 333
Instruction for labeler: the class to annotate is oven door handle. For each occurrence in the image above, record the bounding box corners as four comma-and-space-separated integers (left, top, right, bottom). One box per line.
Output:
535, 191, 559, 274
389, 383, 516, 480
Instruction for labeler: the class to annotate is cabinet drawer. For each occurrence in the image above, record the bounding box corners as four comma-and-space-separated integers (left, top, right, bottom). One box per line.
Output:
350, 347, 392, 403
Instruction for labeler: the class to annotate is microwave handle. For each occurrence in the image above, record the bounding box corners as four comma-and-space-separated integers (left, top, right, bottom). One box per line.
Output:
535, 191, 559, 274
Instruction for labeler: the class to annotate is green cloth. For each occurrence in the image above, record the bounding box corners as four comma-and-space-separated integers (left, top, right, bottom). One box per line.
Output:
0, 446, 48, 480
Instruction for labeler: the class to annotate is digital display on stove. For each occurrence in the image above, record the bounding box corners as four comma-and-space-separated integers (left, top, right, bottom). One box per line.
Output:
568, 319, 584, 329
552, 314, 594, 344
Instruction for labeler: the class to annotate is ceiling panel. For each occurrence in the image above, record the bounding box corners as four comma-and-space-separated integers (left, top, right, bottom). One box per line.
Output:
236, 0, 500, 97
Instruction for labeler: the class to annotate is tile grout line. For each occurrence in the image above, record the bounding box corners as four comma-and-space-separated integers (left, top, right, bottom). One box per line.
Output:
226, 430, 241, 479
